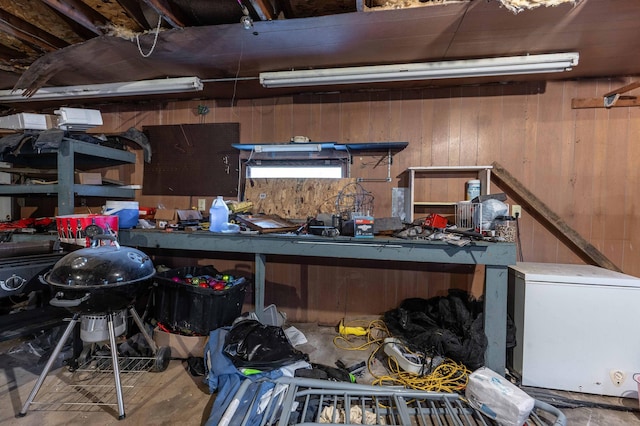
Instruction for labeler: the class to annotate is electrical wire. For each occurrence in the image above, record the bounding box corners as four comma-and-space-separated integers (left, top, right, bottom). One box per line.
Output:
332, 319, 470, 393
515, 216, 524, 261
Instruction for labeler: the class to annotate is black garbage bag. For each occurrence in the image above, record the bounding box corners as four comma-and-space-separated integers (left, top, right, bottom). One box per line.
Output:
383, 289, 496, 370
223, 320, 308, 370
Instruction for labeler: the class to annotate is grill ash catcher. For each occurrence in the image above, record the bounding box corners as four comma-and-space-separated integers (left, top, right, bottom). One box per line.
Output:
19, 235, 171, 420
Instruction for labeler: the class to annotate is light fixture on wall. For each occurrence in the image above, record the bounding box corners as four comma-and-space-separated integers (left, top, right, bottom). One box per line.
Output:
254, 144, 323, 153
259, 53, 579, 88
0, 77, 204, 103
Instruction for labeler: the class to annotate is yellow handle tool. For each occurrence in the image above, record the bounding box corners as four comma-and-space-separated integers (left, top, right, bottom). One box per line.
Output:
338, 320, 368, 336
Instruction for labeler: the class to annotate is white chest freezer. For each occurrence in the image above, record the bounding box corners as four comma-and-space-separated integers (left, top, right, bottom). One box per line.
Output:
508, 262, 640, 398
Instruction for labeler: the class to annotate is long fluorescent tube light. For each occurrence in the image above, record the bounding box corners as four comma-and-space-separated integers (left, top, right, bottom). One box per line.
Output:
0, 77, 203, 102
260, 53, 579, 88
254, 144, 322, 153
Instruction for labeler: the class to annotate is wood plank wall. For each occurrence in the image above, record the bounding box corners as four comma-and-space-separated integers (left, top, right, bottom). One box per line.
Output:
96, 77, 640, 324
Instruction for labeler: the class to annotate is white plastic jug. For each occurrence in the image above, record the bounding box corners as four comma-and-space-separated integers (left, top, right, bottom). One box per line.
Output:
209, 196, 229, 232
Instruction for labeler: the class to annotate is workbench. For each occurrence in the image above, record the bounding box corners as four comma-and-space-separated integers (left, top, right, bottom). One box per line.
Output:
118, 229, 516, 375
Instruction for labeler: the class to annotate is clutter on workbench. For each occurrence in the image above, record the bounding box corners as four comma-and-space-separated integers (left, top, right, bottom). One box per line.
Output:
236, 214, 299, 233
55, 214, 118, 246
103, 200, 139, 229
209, 196, 230, 233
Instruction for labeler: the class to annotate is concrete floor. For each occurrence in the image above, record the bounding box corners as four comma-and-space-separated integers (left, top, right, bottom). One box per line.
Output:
0, 322, 639, 425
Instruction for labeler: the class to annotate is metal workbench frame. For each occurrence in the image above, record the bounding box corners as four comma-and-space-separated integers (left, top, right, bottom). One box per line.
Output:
118, 230, 516, 375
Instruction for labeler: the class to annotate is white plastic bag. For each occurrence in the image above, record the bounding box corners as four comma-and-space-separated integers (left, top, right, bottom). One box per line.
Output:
465, 367, 535, 426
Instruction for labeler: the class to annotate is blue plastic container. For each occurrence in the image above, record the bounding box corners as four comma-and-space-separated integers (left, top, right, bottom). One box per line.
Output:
104, 200, 139, 229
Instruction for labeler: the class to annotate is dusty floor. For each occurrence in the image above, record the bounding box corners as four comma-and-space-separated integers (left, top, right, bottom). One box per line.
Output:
0, 321, 639, 425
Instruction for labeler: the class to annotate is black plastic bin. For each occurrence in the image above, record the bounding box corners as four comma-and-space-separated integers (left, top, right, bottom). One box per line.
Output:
153, 265, 249, 335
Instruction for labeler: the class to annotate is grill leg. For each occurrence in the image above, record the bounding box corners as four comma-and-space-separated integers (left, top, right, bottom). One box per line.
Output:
108, 312, 126, 420
129, 306, 157, 353
18, 313, 80, 417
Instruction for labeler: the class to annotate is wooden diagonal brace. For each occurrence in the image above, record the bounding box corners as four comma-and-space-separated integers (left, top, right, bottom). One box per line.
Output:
572, 80, 640, 109
491, 161, 622, 272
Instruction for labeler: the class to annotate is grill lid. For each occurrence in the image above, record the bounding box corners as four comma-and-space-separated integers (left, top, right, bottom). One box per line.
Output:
45, 236, 154, 287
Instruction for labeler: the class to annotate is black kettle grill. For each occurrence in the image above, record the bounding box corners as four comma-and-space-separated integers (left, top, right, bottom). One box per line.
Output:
19, 235, 171, 421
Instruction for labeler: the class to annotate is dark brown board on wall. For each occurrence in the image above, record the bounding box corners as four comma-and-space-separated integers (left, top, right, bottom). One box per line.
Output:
142, 123, 239, 196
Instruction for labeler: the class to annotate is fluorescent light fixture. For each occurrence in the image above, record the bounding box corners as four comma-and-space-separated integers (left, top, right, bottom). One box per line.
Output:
260, 53, 579, 88
248, 165, 343, 178
0, 77, 203, 102
254, 144, 322, 153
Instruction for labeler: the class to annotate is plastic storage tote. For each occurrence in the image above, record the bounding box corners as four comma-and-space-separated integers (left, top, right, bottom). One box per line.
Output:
153, 265, 248, 335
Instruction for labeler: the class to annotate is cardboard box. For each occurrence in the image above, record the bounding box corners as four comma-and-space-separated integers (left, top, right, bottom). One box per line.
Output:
54, 206, 103, 216
154, 209, 178, 228
78, 172, 102, 185
0, 113, 51, 130
153, 327, 208, 359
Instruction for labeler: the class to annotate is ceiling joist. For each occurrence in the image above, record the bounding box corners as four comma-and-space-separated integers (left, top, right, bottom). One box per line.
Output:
0, 42, 28, 60
248, 0, 276, 21
111, 0, 151, 31
41, 0, 107, 36
0, 9, 69, 52
141, 0, 187, 28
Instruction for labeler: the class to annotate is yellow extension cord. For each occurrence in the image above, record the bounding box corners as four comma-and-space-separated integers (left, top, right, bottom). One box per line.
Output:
333, 319, 470, 393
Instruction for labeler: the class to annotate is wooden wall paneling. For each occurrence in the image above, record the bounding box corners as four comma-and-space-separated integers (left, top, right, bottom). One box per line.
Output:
515, 84, 541, 262
426, 88, 454, 207
498, 85, 526, 263
571, 80, 599, 261
529, 82, 564, 263
445, 88, 463, 204
555, 81, 581, 263
392, 91, 425, 221
601, 100, 629, 268
429, 88, 452, 167
291, 94, 314, 139
448, 87, 463, 168
316, 94, 341, 142
273, 96, 293, 142
254, 97, 275, 142
341, 93, 372, 182
458, 86, 480, 168
622, 106, 640, 275
500, 85, 526, 174
369, 91, 391, 142
419, 89, 434, 167
263, 261, 306, 322
309, 261, 346, 325
476, 85, 503, 167
590, 80, 612, 252
233, 99, 254, 143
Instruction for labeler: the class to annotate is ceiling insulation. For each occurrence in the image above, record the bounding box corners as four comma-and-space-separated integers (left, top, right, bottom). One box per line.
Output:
497, 0, 580, 13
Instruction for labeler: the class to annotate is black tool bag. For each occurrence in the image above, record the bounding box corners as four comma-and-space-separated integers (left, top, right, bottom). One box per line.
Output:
223, 319, 308, 370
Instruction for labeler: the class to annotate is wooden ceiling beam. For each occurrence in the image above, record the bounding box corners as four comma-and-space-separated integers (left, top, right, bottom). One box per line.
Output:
274, 0, 293, 19
114, 0, 153, 30
41, 0, 108, 36
248, 0, 276, 21
141, 0, 187, 28
0, 9, 69, 52
0, 42, 28, 59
